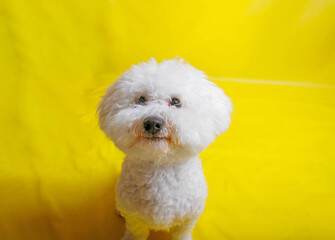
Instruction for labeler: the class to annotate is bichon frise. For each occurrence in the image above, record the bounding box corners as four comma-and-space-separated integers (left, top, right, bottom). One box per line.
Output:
98, 58, 232, 240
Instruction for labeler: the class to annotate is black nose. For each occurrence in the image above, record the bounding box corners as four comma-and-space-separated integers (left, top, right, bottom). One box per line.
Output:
143, 116, 164, 135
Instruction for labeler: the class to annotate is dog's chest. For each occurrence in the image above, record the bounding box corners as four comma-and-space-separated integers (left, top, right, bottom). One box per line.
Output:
116, 157, 207, 227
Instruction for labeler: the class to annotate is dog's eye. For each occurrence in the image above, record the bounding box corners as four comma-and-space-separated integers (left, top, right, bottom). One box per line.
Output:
137, 96, 146, 105
171, 98, 181, 108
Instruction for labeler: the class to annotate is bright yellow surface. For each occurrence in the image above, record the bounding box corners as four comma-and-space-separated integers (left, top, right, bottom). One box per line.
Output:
1, 0, 335, 239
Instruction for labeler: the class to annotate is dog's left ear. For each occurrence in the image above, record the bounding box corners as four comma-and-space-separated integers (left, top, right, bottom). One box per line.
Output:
206, 81, 232, 137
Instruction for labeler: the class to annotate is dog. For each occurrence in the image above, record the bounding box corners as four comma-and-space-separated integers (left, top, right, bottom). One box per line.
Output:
98, 58, 232, 240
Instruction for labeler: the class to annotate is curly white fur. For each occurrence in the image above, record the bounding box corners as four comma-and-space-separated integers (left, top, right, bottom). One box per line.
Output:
98, 58, 232, 240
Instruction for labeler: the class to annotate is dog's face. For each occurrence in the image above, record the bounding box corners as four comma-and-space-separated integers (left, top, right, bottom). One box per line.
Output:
98, 58, 232, 161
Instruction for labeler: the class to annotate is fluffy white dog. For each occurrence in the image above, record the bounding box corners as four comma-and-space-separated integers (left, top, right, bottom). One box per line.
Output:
98, 58, 232, 240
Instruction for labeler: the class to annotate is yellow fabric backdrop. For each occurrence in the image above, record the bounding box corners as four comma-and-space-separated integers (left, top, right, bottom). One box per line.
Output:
1, 0, 335, 239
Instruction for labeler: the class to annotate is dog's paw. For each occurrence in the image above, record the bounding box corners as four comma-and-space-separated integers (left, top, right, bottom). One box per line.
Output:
171, 234, 193, 240
115, 209, 122, 217
172, 237, 192, 240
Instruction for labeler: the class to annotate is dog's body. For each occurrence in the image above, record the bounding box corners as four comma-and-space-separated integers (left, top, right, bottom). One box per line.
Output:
117, 156, 207, 229
98, 58, 232, 240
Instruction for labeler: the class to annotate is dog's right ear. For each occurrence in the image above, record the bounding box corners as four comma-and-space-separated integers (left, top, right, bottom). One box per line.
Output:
97, 79, 121, 136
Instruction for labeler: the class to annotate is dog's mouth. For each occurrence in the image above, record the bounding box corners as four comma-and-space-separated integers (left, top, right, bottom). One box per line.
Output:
143, 136, 168, 141
129, 121, 179, 150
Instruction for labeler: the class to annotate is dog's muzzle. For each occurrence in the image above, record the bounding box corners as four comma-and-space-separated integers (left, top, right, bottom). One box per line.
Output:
143, 116, 164, 135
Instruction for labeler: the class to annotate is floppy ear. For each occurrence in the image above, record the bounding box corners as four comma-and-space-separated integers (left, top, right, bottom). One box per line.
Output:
206, 81, 232, 137
97, 79, 121, 136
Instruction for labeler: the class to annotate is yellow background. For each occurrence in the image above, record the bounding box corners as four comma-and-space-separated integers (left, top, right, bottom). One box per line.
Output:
1, 0, 335, 239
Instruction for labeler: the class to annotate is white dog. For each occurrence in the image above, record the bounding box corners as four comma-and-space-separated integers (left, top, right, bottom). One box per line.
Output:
98, 58, 232, 240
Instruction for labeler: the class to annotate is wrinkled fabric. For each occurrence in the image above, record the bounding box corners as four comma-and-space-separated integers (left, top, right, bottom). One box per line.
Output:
0, 0, 334, 239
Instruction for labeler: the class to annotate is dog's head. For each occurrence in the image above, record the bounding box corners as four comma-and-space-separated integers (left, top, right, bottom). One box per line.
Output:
98, 58, 232, 162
